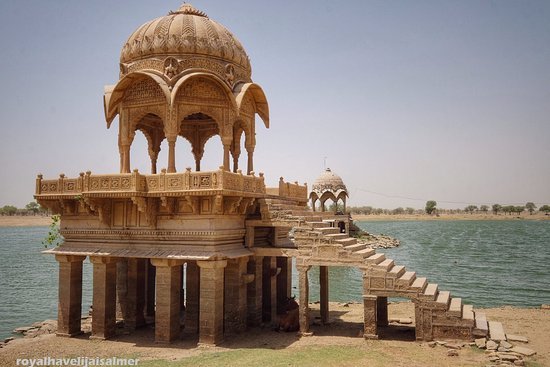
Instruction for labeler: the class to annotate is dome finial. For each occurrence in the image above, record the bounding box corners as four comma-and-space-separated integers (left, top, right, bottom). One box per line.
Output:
170, 3, 208, 17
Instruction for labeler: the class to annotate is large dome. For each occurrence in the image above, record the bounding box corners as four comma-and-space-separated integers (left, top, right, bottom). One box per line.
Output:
311, 168, 348, 197
120, 3, 251, 79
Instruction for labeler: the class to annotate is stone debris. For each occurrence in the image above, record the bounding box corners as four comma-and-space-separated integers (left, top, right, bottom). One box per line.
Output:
514, 359, 525, 366
435, 340, 447, 346
510, 346, 536, 356
486, 340, 499, 350
506, 334, 528, 343
12, 320, 58, 338
4, 337, 14, 343
541, 304, 550, 310
500, 340, 513, 349
445, 342, 462, 350
475, 338, 487, 349
427, 341, 436, 348
447, 349, 459, 357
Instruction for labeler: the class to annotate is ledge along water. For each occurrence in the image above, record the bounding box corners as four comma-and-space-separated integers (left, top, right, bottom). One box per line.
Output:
1, 220, 550, 339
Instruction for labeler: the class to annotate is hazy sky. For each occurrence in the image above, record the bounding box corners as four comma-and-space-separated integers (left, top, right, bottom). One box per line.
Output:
1, 0, 549, 209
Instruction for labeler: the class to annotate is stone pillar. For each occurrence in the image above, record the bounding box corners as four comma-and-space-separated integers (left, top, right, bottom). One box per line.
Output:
151, 259, 183, 343
376, 296, 388, 327
121, 145, 131, 174
247, 256, 263, 327
90, 257, 118, 340
363, 295, 378, 339
55, 255, 85, 337
197, 260, 227, 345
246, 148, 254, 175
319, 265, 329, 324
262, 257, 277, 324
185, 261, 200, 334
224, 258, 248, 334
297, 265, 311, 335
116, 259, 128, 321
232, 154, 239, 173
145, 260, 156, 317
223, 144, 230, 171
167, 137, 177, 173
277, 257, 292, 307
126, 258, 146, 329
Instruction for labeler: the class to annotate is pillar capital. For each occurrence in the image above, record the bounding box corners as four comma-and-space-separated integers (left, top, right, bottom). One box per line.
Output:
89, 256, 119, 265
296, 264, 311, 272
197, 259, 227, 269
150, 258, 184, 267
55, 254, 86, 263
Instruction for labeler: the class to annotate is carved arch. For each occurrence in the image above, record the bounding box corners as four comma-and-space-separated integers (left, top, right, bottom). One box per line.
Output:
104, 71, 171, 127
171, 72, 238, 111
233, 82, 270, 128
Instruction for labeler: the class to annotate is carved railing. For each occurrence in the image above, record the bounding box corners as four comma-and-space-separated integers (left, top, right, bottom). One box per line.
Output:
35, 168, 266, 197
277, 177, 308, 202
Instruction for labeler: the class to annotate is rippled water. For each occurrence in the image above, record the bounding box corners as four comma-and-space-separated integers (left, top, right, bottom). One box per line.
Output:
1, 221, 549, 339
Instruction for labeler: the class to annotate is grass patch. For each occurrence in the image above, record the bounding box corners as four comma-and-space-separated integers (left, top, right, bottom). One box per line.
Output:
138, 345, 388, 367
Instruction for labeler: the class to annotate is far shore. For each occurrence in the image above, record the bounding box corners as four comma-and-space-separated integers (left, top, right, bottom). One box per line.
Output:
0, 215, 51, 227
352, 212, 550, 221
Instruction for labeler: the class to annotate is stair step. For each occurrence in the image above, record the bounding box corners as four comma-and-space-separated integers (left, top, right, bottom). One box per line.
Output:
337, 238, 357, 246
448, 297, 462, 317
388, 265, 406, 278
376, 258, 395, 271
411, 277, 427, 291
317, 227, 341, 235
474, 312, 488, 337
397, 271, 416, 285
462, 304, 474, 320
355, 248, 375, 258
324, 233, 349, 240
436, 290, 450, 306
422, 283, 439, 300
344, 242, 367, 251
307, 221, 331, 228
488, 321, 506, 341
365, 253, 386, 264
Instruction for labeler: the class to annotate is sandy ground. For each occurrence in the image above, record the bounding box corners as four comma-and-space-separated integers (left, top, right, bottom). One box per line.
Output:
352, 212, 550, 221
1, 302, 548, 367
0, 216, 51, 227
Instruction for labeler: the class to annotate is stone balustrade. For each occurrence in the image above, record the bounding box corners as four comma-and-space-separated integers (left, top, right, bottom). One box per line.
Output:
35, 168, 266, 198
277, 177, 307, 202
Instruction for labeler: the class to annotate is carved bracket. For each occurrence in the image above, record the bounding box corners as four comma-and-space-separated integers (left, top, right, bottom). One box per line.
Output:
131, 197, 158, 228
183, 195, 200, 214
160, 196, 176, 214
84, 198, 111, 226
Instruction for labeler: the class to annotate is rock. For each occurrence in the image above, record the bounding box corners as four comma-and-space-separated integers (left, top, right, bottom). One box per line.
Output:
4, 337, 14, 343
541, 304, 550, 310
13, 326, 36, 334
398, 318, 413, 324
510, 346, 536, 356
498, 346, 510, 352
513, 360, 525, 366
498, 353, 519, 361
500, 340, 513, 349
447, 349, 459, 357
427, 341, 436, 348
486, 340, 498, 350
506, 334, 528, 343
488, 356, 499, 362
445, 343, 462, 350
475, 338, 487, 349
436, 340, 447, 346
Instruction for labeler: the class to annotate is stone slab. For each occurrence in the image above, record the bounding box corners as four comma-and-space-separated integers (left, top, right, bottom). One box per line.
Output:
510, 346, 536, 356
489, 321, 506, 341
507, 334, 528, 343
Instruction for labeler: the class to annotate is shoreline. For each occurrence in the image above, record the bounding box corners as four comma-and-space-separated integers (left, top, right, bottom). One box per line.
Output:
352, 212, 550, 221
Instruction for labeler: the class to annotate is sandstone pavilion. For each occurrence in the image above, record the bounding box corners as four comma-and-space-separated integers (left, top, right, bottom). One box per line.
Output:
35, 3, 504, 345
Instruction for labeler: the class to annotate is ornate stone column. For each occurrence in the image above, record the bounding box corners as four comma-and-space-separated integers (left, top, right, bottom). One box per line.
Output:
277, 257, 292, 306
319, 265, 329, 324
90, 256, 119, 340
247, 256, 263, 327
151, 258, 183, 343
185, 261, 200, 334
246, 147, 254, 175
197, 260, 227, 345
223, 143, 231, 171
55, 255, 85, 337
224, 258, 248, 334
363, 295, 378, 339
167, 136, 177, 173
297, 264, 312, 335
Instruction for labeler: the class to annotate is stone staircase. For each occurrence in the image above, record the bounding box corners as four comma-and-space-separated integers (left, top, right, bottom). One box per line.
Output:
256, 197, 504, 341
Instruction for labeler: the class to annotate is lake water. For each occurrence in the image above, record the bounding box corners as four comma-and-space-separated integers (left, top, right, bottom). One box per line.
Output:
1, 220, 549, 339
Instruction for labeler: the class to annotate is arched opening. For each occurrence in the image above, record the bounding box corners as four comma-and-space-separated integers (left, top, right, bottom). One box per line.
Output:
129, 130, 150, 174
231, 121, 247, 173
201, 135, 224, 172
133, 113, 165, 174
179, 112, 220, 172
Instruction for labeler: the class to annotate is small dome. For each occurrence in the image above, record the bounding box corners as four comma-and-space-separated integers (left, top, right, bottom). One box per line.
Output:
120, 3, 251, 76
311, 168, 348, 197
